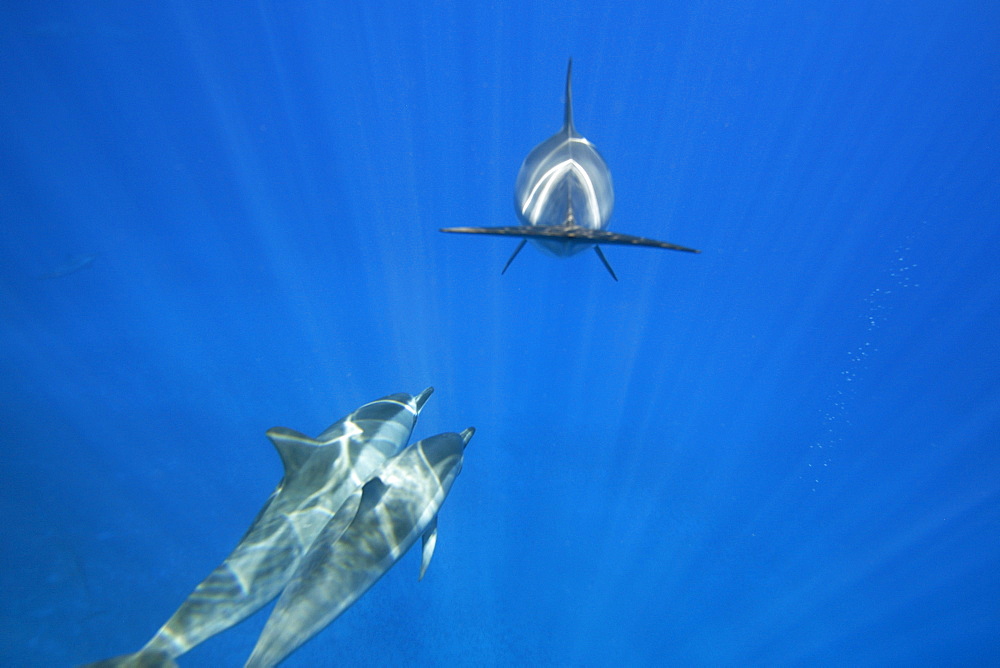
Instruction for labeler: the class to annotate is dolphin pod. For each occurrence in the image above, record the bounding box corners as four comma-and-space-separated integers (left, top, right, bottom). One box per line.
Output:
83, 389, 473, 668
246, 427, 474, 668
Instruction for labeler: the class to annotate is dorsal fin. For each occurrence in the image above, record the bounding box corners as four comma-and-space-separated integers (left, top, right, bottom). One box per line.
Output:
266, 427, 327, 476
564, 57, 575, 133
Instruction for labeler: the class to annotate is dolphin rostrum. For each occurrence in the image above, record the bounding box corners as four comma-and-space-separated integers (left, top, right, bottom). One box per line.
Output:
441, 59, 699, 280
245, 427, 475, 668
83, 388, 434, 668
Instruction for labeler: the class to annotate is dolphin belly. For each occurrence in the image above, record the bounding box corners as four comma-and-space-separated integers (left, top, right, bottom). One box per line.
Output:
531, 235, 595, 257
440, 59, 699, 278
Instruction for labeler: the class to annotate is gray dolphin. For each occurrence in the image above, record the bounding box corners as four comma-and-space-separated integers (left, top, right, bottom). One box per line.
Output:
441, 59, 699, 280
244, 427, 475, 668
83, 388, 434, 668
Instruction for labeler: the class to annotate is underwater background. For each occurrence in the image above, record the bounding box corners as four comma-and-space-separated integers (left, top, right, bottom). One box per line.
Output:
2, 1, 998, 665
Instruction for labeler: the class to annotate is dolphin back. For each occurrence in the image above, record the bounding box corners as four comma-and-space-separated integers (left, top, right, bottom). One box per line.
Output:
84, 390, 434, 667
244, 429, 471, 668
514, 59, 613, 235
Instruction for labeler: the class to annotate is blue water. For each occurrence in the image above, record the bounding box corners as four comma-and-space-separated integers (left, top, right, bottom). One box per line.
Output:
2, 1, 998, 666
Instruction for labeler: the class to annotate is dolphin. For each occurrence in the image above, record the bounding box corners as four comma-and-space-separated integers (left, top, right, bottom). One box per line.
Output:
83, 388, 434, 668
244, 427, 475, 668
441, 59, 699, 280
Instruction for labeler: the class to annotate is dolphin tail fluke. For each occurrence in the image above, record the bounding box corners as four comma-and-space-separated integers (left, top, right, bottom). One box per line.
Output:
593, 246, 618, 281
501, 239, 528, 275
80, 650, 178, 668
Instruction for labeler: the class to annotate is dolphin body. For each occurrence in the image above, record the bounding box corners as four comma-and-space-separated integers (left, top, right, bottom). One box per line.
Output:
83, 389, 434, 668
245, 427, 475, 668
441, 59, 699, 280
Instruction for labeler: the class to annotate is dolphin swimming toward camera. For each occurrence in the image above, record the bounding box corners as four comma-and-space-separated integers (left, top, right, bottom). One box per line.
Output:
245, 427, 475, 668
441, 59, 699, 280
82, 388, 434, 668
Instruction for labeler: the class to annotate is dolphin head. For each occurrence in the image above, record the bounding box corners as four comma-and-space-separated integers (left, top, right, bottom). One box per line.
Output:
417, 427, 474, 489
330, 388, 433, 460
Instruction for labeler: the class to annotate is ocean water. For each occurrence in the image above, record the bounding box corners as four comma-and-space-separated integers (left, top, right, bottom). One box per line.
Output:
2, 1, 998, 666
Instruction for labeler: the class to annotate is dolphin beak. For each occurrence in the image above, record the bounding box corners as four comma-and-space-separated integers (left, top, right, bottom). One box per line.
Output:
414, 387, 434, 413
459, 427, 475, 449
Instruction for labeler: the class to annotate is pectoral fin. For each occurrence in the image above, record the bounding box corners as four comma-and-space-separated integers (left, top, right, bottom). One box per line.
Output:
501, 239, 528, 274
321, 486, 364, 545
419, 515, 438, 581
593, 246, 618, 281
